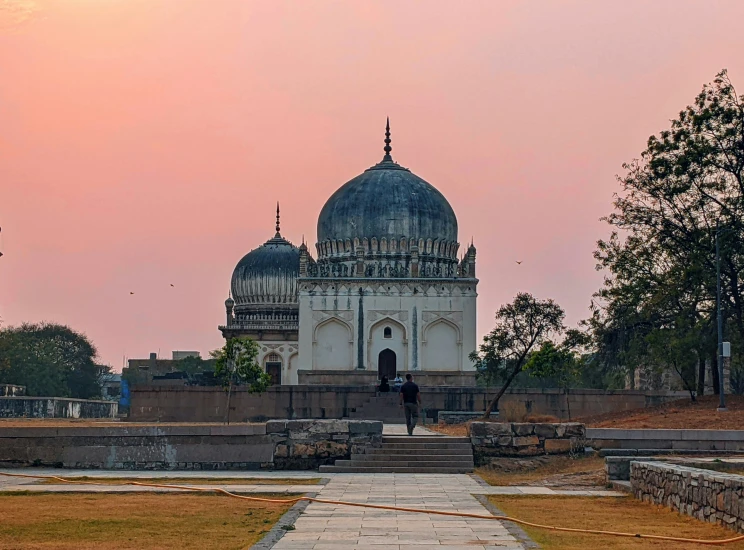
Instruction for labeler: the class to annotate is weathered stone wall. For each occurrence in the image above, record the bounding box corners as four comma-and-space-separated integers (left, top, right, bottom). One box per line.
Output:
0, 419, 382, 471
128, 385, 686, 423
469, 422, 585, 463
588, 428, 744, 452
0, 397, 118, 418
631, 461, 744, 532
267, 419, 382, 469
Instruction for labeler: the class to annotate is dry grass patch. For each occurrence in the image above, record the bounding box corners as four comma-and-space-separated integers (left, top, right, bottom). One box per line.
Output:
476, 454, 605, 487
580, 395, 744, 429
428, 422, 470, 437
0, 492, 295, 549
490, 495, 744, 549
36, 476, 319, 486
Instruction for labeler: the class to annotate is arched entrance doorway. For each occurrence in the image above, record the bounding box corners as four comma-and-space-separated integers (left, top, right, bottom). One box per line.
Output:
378, 349, 397, 381
264, 353, 282, 385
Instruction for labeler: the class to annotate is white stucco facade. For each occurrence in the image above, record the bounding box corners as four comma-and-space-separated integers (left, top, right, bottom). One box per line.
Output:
291, 278, 477, 384
256, 341, 299, 386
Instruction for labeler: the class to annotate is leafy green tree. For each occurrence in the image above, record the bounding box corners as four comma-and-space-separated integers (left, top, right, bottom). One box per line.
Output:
470, 293, 565, 418
210, 337, 271, 424
173, 355, 214, 376
0, 322, 102, 398
524, 330, 590, 420
591, 69, 744, 393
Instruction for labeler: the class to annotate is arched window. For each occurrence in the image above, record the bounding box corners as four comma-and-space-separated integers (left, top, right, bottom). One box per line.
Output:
383, 326, 392, 339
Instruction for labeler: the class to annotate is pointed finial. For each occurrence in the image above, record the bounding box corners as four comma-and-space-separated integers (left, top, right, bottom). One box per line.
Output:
275, 202, 281, 237
382, 117, 392, 162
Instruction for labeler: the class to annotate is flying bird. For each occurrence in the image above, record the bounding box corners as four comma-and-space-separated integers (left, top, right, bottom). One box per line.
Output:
170, 284, 175, 287
130, 292, 135, 295
516, 261, 523, 265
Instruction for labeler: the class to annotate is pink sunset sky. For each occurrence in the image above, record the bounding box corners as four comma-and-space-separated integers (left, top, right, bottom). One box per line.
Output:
1, 1, 743, 370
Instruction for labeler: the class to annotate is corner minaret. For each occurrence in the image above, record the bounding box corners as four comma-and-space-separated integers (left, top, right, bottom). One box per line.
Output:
224, 291, 235, 326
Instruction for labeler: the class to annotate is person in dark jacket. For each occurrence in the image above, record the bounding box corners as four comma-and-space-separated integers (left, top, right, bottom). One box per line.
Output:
379, 376, 390, 393
398, 373, 421, 436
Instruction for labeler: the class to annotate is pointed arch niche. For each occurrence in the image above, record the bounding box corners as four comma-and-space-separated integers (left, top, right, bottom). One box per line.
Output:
422, 318, 461, 370
312, 318, 353, 370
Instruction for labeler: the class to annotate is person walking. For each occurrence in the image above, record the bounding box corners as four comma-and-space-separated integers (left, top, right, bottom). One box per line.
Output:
399, 373, 421, 436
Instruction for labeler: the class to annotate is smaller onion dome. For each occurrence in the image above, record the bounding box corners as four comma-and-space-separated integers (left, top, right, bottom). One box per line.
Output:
230, 204, 301, 306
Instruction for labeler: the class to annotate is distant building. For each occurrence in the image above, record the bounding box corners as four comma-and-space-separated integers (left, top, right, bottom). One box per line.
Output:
99, 373, 121, 400
0, 384, 25, 397
172, 351, 201, 360
123, 351, 214, 385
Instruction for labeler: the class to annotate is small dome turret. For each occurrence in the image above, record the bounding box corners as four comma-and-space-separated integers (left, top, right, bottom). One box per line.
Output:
230, 204, 301, 307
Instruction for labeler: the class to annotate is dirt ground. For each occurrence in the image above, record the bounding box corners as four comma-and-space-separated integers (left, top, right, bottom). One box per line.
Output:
0, 492, 294, 549
491, 495, 744, 550
579, 394, 744, 429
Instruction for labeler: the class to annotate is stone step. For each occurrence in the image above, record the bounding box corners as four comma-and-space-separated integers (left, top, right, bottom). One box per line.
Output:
382, 436, 471, 443
348, 411, 405, 418
348, 416, 407, 423
351, 453, 473, 462
319, 465, 474, 474
373, 443, 473, 451
336, 459, 474, 468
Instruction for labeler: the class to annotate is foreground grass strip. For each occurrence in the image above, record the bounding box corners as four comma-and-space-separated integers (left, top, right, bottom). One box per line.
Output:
37, 476, 320, 486
0, 492, 294, 550
489, 495, 744, 549
476, 455, 605, 486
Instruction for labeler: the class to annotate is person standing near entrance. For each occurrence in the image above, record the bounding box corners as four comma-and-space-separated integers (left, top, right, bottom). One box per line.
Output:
399, 373, 421, 436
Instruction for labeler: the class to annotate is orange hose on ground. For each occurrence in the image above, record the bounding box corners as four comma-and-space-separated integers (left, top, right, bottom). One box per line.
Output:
1, 471, 743, 545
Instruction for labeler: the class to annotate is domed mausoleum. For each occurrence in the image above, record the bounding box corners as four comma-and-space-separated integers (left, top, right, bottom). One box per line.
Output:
219, 206, 307, 384
221, 121, 477, 385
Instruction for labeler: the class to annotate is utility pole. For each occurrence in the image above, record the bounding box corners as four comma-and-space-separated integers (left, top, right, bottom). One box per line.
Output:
716, 229, 727, 411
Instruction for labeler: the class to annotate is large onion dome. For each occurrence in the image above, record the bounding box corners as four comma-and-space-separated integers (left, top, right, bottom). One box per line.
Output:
316, 120, 458, 261
230, 206, 300, 306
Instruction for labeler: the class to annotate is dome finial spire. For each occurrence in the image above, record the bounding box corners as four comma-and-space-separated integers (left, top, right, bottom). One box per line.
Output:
275, 202, 281, 237
383, 117, 392, 162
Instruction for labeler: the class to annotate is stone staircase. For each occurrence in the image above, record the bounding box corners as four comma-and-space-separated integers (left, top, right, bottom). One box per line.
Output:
319, 435, 474, 474
348, 393, 406, 424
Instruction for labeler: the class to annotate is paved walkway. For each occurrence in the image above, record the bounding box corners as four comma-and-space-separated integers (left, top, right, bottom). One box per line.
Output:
382, 424, 442, 435
275, 473, 526, 550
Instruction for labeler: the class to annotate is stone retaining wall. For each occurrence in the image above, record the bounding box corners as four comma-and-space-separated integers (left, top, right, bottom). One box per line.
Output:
588, 428, 744, 452
469, 422, 585, 463
129, 386, 686, 423
0, 419, 382, 470
631, 461, 744, 532
0, 397, 118, 418
267, 419, 382, 470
